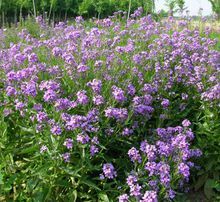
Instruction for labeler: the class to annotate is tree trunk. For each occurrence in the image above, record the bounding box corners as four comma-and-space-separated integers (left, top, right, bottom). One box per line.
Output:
14, 8, 17, 26
19, 5, 23, 25
2, 11, 4, 27
127, 0, 131, 21
48, 3, 52, 23
52, 9, 55, 27
65, 9, 67, 21
32, 0, 36, 18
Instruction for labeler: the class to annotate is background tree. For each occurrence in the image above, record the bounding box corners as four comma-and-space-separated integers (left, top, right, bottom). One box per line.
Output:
176, 0, 186, 16
208, 0, 220, 20
165, 0, 176, 16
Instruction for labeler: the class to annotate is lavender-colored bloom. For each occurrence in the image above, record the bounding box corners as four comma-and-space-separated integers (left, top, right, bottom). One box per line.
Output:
182, 119, 191, 127
52, 47, 63, 57
118, 194, 129, 202
156, 141, 172, 157
145, 162, 158, 176
6, 86, 17, 96
93, 95, 104, 105
90, 145, 99, 156
63, 138, 73, 149
178, 163, 190, 179
77, 64, 89, 73
33, 104, 43, 111
62, 152, 71, 162
28, 53, 38, 63
130, 184, 142, 197
50, 124, 62, 135
91, 136, 99, 144
43, 90, 58, 102
140, 191, 158, 202
40, 145, 48, 153
127, 84, 136, 96
128, 147, 142, 163
15, 101, 26, 110
158, 162, 170, 187
55, 98, 71, 110
134, 104, 154, 116
36, 112, 48, 123
112, 85, 126, 102
126, 174, 138, 187
168, 189, 175, 199
76, 90, 88, 105
105, 107, 128, 121
102, 163, 117, 179
161, 99, 170, 109
87, 79, 102, 94
122, 128, 133, 136
76, 133, 90, 144
140, 141, 157, 161
21, 81, 37, 97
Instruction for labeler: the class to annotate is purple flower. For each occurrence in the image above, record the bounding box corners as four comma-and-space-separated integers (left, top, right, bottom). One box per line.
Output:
126, 174, 138, 187
28, 53, 38, 63
127, 84, 136, 96
77, 133, 90, 144
36, 112, 48, 123
76, 90, 89, 105
182, 119, 191, 127
15, 101, 26, 110
62, 152, 71, 162
118, 194, 129, 202
145, 162, 158, 176
140, 141, 157, 161
55, 98, 71, 111
43, 90, 58, 102
128, 147, 142, 163
102, 163, 117, 179
87, 79, 102, 94
105, 107, 128, 121
93, 95, 104, 105
158, 162, 170, 187
122, 128, 133, 136
6, 86, 17, 96
90, 145, 99, 156
112, 85, 126, 102
40, 145, 48, 153
161, 99, 170, 109
63, 138, 73, 149
50, 124, 62, 135
178, 163, 190, 179
130, 184, 142, 197
77, 64, 89, 73
33, 104, 43, 111
140, 191, 158, 202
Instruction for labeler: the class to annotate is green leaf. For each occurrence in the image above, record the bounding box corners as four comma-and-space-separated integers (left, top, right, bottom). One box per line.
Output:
98, 193, 109, 202
0, 171, 3, 185
195, 174, 208, 191
204, 179, 216, 199
80, 179, 101, 191
72, 190, 77, 202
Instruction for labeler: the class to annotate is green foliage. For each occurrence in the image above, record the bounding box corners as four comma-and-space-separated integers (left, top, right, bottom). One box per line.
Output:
208, 0, 220, 20
0, 0, 156, 25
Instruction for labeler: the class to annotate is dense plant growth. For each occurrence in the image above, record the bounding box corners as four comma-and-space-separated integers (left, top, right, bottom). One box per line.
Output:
0, 10, 219, 201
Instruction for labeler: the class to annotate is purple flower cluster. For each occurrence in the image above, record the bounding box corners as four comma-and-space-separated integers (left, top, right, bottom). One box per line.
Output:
0, 9, 217, 201
101, 163, 117, 179
121, 123, 202, 201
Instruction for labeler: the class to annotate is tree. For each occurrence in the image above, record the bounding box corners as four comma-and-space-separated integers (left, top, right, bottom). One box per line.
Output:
165, 0, 176, 16
176, 0, 186, 16
208, 0, 220, 20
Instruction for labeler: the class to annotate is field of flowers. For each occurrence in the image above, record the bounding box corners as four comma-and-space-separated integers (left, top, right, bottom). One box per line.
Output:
0, 10, 219, 201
